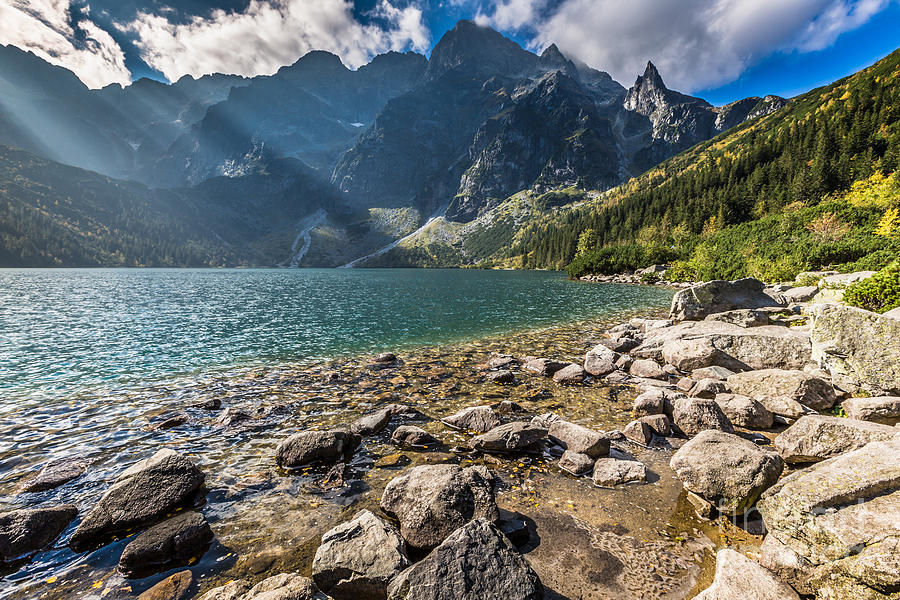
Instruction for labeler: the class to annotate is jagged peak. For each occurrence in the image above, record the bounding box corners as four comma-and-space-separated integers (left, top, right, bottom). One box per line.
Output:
541, 44, 565, 61
424, 19, 539, 81
638, 60, 666, 90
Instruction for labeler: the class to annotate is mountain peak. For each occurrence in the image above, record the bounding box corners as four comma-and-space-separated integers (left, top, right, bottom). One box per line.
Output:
541, 44, 564, 61
640, 61, 666, 90
424, 20, 540, 81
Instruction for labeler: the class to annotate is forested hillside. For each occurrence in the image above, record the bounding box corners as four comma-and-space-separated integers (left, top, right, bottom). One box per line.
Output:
503, 48, 900, 281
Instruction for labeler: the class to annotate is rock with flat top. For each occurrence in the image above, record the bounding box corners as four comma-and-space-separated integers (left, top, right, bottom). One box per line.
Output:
704, 309, 770, 328
842, 396, 900, 425
670, 430, 783, 515
591, 458, 647, 487
688, 378, 728, 399
351, 409, 393, 436
441, 406, 500, 432
470, 422, 547, 453
670, 278, 781, 321
661, 338, 720, 371
0, 504, 78, 563
552, 363, 586, 384
692, 366, 735, 380
69, 449, 204, 551
727, 369, 836, 411
17, 458, 86, 493
391, 425, 439, 448
276, 428, 361, 469
629, 359, 666, 380
773, 415, 897, 464
694, 549, 799, 600
312, 510, 409, 600
547, 420, 609, 458
380, 465, 498, 551
385, 519, 542, 600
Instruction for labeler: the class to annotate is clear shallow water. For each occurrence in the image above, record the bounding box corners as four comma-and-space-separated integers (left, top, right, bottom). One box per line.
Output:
0, 268, 672, 401
0, 269, 695, 600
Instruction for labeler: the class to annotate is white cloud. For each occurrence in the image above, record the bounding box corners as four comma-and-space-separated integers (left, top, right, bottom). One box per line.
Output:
0, 0, 131, 88
532, 0, 897, 93
119, 0, 430, 81
475, 0, 545, 30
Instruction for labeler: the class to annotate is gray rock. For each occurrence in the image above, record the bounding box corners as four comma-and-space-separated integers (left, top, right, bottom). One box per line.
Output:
639, 414, 673, 437
629, 359, 666, 380
670, 430, 784, 515
634, 320, 812, 370
809, 303, 900, 395
781, 286, 818, 303
17, 458, 86, 493
622, 420, 653, 446
632, 391, 665, 417
118, 511, 213, 578
670, 278, 781, 321
351, 409, 393, 436
0, 504, 78, 562
391, 425, 439, 448
379, 465, 498, 550
529, 412, 561, 429
884, 306, 900, 319
523, 358, 569, 377
312, 510, 410, 600
662, 338, 720, 371
714, 393, 774, 430
727, 369, 836, 411
583, 344, 619, 377
688, 378, 729, 399
552, 363, 586, 384
614, 354, 633, 371
547, 420, 610, 458
671, 397, 734, 437
591, 458, 647, 487
373, 353, 398, 364
694, 549, 799, 600
758, 438, 900, 598
692, 366, 736, 380
235, 574, 327, 600
842, 396, 900, 425
480, 355, 516, 370
821, 271, 876, 288
597, 336, 640, 353
70, 449, 204, 551
558, 450, 595, 475
470, 422, 548, 453
386, 518, 542, 600
676, 377, 695, 392
137, 570, 193, 600
758, 533, 814, 595
196, 581, 252, 600
276, 428, 361, 469
704, 309, 771, 328
441, 406, 500, 432
773, 415, 897, 464
487, 370, 515, 384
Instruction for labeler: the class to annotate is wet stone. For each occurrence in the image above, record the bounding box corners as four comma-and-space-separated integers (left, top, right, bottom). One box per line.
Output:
17, 458, 86, 493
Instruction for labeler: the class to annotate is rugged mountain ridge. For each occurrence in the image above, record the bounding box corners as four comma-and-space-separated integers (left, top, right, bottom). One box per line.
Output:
0, 20, 790, 267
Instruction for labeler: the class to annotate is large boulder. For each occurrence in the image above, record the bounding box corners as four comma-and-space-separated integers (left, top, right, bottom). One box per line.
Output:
704, 309, 771, 328
629, 359, 666, 380
842, 396, 900, 425
385, 519, 542, 600
70, 449, 204, 551
758, 533, 814, 595
661, 338, 721, 371
758, 438, 900, 599
714, 393, 774, 430
773, 415, 897, 464
379, 465, 498, 551
634, 320, 811, 371
671, 397, 734, 437
583, 345, 619, 377
276, 428, 361, 469
312, 510, 409, 600
546, 420, 610, 458
470, 422, 548, 453
670, 430, 784, 515
809, 303, 900, 395
0, 504, 78, 563
441, 406, 500, 432
694, 549, 799, 600
200, 574, 327, 600
727, 369, 836, 411
118, 511, 213, 578
670, 278, 781, 321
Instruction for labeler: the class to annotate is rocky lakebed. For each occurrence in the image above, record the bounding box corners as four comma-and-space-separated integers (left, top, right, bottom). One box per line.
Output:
2, 274, 900, 600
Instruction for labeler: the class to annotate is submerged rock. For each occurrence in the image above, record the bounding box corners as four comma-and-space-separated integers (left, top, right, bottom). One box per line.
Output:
379, 464, 498, 550
17, 458, 86, 493
670, 430, 783, 515
386, 519, 542, 600
0, 504, 78, 563
558, 450, 595, 475
670, 278, 780, 321
351, 409, 393, 436
523, 357, 569, 377
391, 425, 439, 448
487, 370, 515, 384
137, 570, 193, 600
70, 449, 204, 551
276, 428, 361, 469
773, 415, 897, 464
118, 511, 213, 578
312, 510, 410, 600
441, 406, 500, 432
470, 422, 548, 453
552, 363, 586, 384
694, 549, 799, 600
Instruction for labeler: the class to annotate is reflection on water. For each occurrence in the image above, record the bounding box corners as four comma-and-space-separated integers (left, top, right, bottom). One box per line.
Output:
0, 269, 743, 600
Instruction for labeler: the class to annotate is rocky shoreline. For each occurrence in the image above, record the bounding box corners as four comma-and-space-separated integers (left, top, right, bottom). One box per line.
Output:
2, 274, 899, 599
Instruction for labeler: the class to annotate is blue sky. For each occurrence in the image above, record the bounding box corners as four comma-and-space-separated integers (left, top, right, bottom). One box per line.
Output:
1, 0, 898, 104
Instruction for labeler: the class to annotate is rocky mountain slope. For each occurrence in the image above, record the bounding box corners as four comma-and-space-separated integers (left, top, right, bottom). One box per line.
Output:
0, 21, 789, 267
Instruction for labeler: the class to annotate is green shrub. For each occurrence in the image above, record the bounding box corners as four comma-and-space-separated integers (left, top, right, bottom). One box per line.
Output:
844, 261, 900, 313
